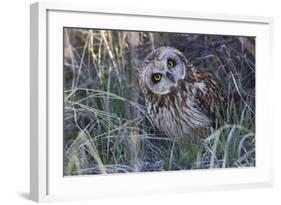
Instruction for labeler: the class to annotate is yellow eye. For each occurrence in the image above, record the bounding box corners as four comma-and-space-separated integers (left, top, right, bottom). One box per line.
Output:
167, 59, 175, 69
153, 73, 162, 82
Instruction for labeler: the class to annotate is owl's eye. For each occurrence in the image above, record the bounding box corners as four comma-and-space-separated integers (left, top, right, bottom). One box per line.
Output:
167, 58, 176, 69
152, 73, 162, 83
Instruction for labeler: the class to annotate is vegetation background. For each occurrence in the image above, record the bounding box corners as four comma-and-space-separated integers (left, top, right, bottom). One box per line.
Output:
63, 28, 255, 176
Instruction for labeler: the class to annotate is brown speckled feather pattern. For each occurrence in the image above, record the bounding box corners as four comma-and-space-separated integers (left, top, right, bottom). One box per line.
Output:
139, 47, 225, 143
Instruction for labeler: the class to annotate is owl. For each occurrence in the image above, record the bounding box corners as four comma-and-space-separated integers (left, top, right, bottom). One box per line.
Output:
139, 47, 225, 144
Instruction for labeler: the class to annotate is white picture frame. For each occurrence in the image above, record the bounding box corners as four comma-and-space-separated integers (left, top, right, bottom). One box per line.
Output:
30, 2, 274, 202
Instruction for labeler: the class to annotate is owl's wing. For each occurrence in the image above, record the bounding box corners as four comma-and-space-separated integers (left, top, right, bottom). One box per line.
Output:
192, 71, 225, 121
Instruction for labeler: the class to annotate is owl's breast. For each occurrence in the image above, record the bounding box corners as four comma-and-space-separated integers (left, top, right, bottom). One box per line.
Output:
146, 90, 212, 139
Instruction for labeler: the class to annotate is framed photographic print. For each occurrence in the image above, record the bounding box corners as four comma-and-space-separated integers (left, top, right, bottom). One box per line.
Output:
30, 2, 274, 202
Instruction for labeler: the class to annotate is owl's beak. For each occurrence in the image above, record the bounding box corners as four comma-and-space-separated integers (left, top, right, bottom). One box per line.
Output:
166, 71, 175, 83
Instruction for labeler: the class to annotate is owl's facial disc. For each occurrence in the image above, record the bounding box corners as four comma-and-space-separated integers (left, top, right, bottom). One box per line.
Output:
143, 48, 186, 95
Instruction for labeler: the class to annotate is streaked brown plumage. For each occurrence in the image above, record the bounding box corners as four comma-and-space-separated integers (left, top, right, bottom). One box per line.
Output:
139, 47, 225, 143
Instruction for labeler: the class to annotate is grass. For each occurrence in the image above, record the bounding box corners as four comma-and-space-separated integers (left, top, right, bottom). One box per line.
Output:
63, 28, 255, 175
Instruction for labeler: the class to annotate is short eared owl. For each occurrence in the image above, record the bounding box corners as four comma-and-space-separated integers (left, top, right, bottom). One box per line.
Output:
139, 47, 225, 143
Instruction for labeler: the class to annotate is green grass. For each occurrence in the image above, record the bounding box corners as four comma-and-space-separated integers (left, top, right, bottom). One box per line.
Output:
63, 28, 255, 175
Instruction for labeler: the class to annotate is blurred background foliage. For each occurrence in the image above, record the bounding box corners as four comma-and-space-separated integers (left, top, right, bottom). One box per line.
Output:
63, 28, 255, 175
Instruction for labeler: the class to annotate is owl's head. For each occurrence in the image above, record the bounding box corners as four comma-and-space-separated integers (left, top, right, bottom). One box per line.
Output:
141, 47, 191, 95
